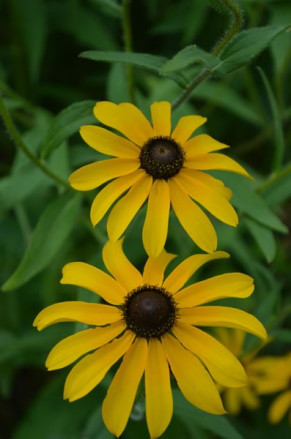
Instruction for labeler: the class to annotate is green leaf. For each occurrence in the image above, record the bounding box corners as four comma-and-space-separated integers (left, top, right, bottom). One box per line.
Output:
80, 50, 167, 72
270, 329, 291, 343
215, 25, 291, 75
244, 217, 276, 262
262, 165, 291, 206
40, 100, 96, 158
217, 173, 288, 233
159, 45, 219, 74
257, 67, 285, 172
2, 194, 81, 291
173, 388, 243, 439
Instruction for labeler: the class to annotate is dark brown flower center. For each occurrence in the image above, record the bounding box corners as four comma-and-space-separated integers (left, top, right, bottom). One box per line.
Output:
122, 285, 176, 338
139, 136, 184, 179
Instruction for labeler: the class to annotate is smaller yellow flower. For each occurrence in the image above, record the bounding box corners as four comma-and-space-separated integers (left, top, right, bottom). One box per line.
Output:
33, 241, 266, 438
250, 352, 291, 424
69, 101, 251, 256
216, 329, 265, 415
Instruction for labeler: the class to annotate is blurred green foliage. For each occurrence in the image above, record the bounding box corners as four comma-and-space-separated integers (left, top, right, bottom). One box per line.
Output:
0, 0, 290, 438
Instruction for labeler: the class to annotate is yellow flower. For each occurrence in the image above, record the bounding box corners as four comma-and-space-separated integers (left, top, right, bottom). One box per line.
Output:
249, 352, 291, 424
216, 329, 265, 415
69, 101, 251, 256
33, 240, 266, 438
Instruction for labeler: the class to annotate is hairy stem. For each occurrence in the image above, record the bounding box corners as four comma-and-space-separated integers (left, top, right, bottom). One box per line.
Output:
172, 0, 243, 110
122, 0, 135, 103
0, 95, 71, 189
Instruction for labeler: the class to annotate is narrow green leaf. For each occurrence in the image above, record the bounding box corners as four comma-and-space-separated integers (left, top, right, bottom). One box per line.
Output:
2, 194, 80, 291
215, 25, 290, 75
262, 165, 291, 206
40, 101, 96, 158
80, 50, 167, 71
244, 217, 276, 262
217, 173, 288, 233
257, 67, 285, 172
173, 388, 243, 439
159, 45, 219, 74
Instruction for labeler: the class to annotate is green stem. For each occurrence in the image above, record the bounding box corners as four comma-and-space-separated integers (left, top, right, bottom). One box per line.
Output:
0, 95, 71, 189
172, 0, 243, 110
257, 162, 291, 193
122, 0, 135, 103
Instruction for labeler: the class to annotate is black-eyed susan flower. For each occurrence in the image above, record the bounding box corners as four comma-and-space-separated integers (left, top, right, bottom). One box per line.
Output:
33, 240, 266, 438
69, 101, 251, 256
250, 352, 291, 424
215, 329, 265, 415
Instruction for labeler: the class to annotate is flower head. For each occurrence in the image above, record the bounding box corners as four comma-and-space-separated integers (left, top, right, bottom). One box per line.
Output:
250, 352, 291, 424
33, 240, 266, 438
69, 101, 251, 256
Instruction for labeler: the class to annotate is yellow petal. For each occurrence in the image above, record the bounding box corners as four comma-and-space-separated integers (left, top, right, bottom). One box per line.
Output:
184, 134, 229, 158
168, 178, 217, 253
163, 251, 229, 294
46, 320, 125, 370
173, 322, 247, 387
184, 170, 233, 200
102, 239, 143, 291
33, 302, 122, 330
61, 262, 127, 305
176, 169, 238, 226
94, 101, 154, 146
102, 338, 148, 437
107, 174, 153, 241
162, 333, 225, 414
80, 125, 140, 158
268, 390, 291, 424
241, 386, 261, 410
69, 158, 140, 191
64, 330, 135, 402
223, 388, 242, 415
142, 179, 170, 257
90, 169, 145, 226
150, 101, 171, 136
179, 306, 267, 340
143, 249, 176, 286
215, 328, 246, 357
185, 153, 252, 179
171, 115, 207, 145
175, 273, 254, 307
145, 339, 173, 438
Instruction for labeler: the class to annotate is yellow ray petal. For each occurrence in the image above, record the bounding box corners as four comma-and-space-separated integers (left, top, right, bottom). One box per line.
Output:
241, 386, 261, 410
173, 322, 247, 387
171, 115, 207, 145
69, 158, 140, 191
145, 339, 173, 438
163, 251, 229, 294
33, 302, 122, 330
176, 169, 238, 226
268, 390, 291, 424
162, 333, 225, 414
179, 307, 267, 340
168, 178, 217, 253
143, 249, 176, 286
184, 134, 229, 158
46, 320, 125, 370
102, 239, 143, 291
224, 388, 242, 415
184, 170, 232, 200
107, 174, 153, 241
90, 169, 145, 226
64, 330, 135, 402
61, 262, 127, 305
175, 273, 254, 307
142, 179, 170, 257
150, 101, 171, 136
102, 338, 148, 437
94, 101, 154, 146
80, 125, 140, 158
185, 153, 252, 179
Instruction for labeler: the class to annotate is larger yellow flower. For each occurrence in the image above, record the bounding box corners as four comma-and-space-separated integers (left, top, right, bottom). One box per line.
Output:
69, 101, 251, 256
33, 240, 266, 438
